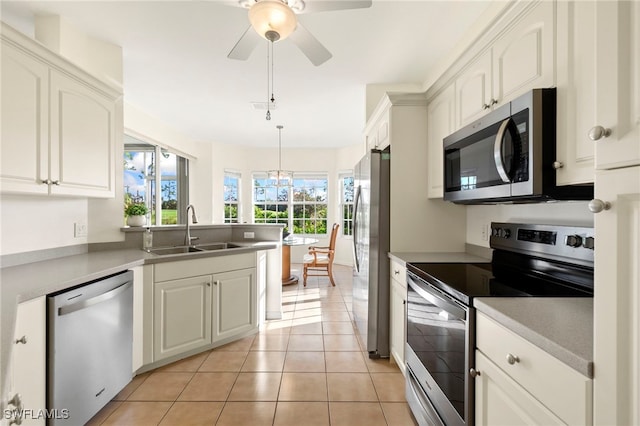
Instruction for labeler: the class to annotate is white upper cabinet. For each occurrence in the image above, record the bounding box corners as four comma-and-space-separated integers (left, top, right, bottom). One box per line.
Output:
0, 23, 121, 198
1, 42, 50, 195
455, 51, 493, 128
427, 84, 455, 199
592, 0, 640, 170
492, 1, 555, 106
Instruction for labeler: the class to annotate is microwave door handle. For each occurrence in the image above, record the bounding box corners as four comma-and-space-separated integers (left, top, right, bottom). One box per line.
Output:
494, 118, 512, 183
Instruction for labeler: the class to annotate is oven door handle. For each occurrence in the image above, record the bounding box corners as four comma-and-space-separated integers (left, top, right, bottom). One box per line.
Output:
407, 276, 467, 320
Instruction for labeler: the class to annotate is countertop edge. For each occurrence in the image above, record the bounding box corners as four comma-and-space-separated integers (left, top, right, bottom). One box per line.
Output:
474, 298, 594, 378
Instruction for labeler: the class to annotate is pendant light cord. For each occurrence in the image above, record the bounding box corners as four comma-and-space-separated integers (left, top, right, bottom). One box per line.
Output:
266, 41, 271, 120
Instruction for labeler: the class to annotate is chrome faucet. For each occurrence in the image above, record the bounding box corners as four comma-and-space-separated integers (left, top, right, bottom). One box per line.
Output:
184, 204, 199, 246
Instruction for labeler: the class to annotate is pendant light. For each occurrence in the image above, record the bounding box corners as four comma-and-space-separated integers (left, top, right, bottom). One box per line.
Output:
268, 125, 293, 186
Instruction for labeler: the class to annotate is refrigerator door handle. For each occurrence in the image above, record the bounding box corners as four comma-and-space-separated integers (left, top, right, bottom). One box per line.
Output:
352, 184, 362, 272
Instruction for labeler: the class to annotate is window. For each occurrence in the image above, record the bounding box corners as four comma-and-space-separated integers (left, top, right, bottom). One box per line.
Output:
124, 135, 189, 225
224, 171, 241, 223
339, 173, 354, 236
252, 173, 329, 235
292, 175, 328, 235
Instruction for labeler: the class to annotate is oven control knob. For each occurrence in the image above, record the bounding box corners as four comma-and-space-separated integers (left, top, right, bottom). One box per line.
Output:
491, 227, 500, 237
565, 235, 583, 248
583, 236, 595, 250
498, 228, 511, 239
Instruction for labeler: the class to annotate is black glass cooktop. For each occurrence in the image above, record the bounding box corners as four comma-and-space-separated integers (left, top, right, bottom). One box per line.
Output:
407, 254, 593, 306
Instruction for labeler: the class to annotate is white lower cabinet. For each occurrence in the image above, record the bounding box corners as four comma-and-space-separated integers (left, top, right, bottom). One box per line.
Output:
150, 253, 258, 364
389, 258, 407, 375
474, 312, 593, 425
6, 297, 46, 426
153, 275, 212, 361
212, 268, 257, 343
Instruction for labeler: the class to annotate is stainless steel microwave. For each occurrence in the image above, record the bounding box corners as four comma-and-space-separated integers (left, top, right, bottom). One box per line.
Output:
443, 88, 593, 204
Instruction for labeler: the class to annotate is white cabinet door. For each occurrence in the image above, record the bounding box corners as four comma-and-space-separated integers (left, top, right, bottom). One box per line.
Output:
593, 166, 640, 425
455, 51, 493, 128
49, 70, 116, 197
389, 276, 406, 376
0, 41, 49, 195
492, 0, 555, 105
427, 84, 455, 199
212, 268, 257, 343
475, 351, 564, 426
593, 0, 640, 170
154, 275, 212, 361
9, 297, 46, 426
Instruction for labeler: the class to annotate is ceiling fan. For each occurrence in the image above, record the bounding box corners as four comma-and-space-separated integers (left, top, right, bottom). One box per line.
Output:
226, 0, 372, 66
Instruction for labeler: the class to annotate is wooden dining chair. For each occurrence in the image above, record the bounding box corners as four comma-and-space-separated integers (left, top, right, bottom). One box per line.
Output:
303, 223, 340, 286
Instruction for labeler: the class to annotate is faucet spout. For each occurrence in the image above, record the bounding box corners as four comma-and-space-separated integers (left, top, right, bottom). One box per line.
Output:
184, 204, 199, 246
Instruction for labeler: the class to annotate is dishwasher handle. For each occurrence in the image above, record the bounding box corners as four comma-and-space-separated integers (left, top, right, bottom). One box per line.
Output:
58, 281, 132, 316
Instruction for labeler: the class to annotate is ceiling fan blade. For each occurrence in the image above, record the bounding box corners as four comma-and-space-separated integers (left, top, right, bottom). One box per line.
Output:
289, 22, 332, 66
296, 0, 372, 14
227, 25, 262, 60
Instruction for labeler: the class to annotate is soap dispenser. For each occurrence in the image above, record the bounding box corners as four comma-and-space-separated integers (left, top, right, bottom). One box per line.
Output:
143, 227, 153, 251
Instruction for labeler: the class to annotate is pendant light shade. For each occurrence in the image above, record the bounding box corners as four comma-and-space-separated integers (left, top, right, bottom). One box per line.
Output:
268, 125, 293, 186
249, 0, 297, 42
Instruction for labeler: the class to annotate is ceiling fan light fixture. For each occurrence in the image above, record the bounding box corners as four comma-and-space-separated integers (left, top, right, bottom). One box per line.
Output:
249, 0, 297, 42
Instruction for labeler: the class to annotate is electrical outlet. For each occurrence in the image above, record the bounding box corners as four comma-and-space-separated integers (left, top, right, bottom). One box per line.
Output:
243, 231, 255, 239
74, 222, 88, 238
481, 224, 489, 241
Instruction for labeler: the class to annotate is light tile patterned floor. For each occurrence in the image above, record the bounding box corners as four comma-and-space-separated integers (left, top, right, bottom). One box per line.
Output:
87, 264, 417, 425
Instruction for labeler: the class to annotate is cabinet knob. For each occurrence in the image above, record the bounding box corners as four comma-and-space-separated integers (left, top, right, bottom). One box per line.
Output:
489, 98, 498, 106
8, 393, 24, 424
41, 179, 52, 185
588, 125, 612, 141
469, 368, 481, 378
51, 180, 60, 185
394, 270, 400, 275
552, 161, 564, 170
482, 104, 490, 110
588, 199, 611, 213
15, 336, 27, 345
506, 353, 520, 365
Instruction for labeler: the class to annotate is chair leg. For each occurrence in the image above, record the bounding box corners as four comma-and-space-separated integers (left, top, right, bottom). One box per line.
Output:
328, 264, 336, 286
303, 265, 307, 286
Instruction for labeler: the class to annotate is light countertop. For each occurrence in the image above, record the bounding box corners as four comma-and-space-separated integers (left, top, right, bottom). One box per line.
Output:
474, 297, 593, 378
0, 242, 277, 404
389, 251, 491, 264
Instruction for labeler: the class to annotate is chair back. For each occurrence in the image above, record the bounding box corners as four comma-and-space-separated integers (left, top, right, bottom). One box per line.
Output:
328, 223, 339, 251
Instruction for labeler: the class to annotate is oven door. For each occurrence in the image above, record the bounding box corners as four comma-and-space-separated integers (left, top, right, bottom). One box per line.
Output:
405, 272, 473, 426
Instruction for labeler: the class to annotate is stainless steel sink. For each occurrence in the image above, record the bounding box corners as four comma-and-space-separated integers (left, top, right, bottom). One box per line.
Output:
148, 246, 204, 255
195, 242, 243, 251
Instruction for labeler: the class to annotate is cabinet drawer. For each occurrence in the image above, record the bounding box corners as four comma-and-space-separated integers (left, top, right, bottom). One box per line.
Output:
154, 253, 256, 282
390, 258, 406, 288
476, 312, 592, 425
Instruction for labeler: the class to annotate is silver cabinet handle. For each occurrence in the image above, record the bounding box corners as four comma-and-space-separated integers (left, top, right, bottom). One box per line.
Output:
15, 336, 27, 344
552, 161, 564, 169
588, 199, 611, 213
588, 125, 612, 141
41, 179, 52, 185
482, 104, 490, 110
394, 270, 400, 275
506, 353, 520, 365
490, 98, 498, 106
469, 368, 481, 378
51, 180, 60, 185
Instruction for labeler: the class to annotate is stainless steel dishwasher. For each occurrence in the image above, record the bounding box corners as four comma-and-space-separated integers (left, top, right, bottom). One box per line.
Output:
47, 270, 133, 426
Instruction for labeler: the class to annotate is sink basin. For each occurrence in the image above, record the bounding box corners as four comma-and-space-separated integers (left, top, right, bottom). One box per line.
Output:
195, 242, 243, 251
148, 246, 204, 255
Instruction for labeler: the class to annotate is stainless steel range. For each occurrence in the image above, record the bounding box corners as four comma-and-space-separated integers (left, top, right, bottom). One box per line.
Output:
404, 222, 594, 426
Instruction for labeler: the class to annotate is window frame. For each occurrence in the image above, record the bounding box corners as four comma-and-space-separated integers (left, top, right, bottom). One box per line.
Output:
124, 133, 189, 226
339, 171, 354, 238
223, 170, 241, 223
251, 172, 329, 236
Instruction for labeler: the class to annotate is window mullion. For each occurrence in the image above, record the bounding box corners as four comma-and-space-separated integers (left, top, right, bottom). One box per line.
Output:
154, 145, 162, 226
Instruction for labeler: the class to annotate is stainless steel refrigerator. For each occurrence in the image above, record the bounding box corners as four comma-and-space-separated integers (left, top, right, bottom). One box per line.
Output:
352, 147, 391, 359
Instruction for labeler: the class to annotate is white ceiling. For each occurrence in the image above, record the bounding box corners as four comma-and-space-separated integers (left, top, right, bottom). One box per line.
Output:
1, 0, 492, 148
